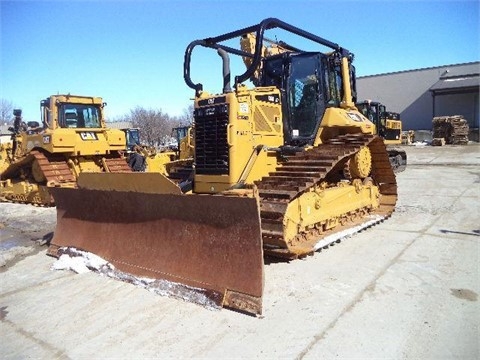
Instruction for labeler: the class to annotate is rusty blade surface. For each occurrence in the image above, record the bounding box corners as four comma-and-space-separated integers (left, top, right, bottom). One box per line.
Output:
77, 172, 183, 194
49, 187, 264, 314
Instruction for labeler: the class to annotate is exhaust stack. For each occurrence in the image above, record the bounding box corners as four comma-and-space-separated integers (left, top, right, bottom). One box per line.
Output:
217, 48, 232, 93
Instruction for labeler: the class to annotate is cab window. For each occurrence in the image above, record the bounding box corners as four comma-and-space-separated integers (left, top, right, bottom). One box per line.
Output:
287, 55, 319, 138
59, 105, 101, 128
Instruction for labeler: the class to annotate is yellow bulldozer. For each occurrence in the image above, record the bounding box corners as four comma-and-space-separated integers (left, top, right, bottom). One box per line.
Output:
0, 139, 14, 175
356, 100, 407, 172
0, 95, 131, 205
121, 127, 175, 173
172, 125, 195, 160
163, 125, 195, 187
48, 18, 397, 315
122, 126, 194, 188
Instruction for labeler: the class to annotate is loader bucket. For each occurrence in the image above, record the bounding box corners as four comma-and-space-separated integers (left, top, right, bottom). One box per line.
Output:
49, 179, 264, 315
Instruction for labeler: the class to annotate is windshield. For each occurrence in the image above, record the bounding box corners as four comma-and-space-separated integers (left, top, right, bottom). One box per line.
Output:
58, 104, 101, 128
324, 58, 342, 107
357, 103, 379, 123
126, 129, 141, 148
174, 127, 189, 143
287, 55, 319, 138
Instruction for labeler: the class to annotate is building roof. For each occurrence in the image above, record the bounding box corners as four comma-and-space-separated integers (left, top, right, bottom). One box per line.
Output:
429, 76, 480, 92
429, 64, 480, 93
357, 61, 480, 79
105, 121, 133, 129
0, 125, 11, 135
0, 125, 12, 144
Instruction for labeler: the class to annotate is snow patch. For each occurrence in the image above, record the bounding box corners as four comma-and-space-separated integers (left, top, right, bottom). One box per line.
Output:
412, 141, 429, 147
51, 247, 220, 311
313, 215, 385, 251
51, 248, 111, 274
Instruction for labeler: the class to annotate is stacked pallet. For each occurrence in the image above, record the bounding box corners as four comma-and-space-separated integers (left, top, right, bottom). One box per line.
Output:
431, 137, 446, 146
432, 115, 469, 145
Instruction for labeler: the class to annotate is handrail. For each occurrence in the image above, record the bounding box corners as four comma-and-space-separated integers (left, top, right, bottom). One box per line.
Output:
183, 17, 350, 94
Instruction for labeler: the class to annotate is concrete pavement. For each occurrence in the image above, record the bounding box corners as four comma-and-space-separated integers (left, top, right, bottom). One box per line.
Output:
1, 144, 479, 359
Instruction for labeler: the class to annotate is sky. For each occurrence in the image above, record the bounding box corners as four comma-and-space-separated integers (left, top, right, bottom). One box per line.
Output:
1, 0, 479, 122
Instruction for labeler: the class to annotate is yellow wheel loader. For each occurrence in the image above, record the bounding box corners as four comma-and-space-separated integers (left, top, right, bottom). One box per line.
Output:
49, 18, 397, 315
0, 96, 131, 206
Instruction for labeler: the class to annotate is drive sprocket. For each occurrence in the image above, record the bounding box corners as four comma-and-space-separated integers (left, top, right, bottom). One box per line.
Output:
344, 146, 372, 179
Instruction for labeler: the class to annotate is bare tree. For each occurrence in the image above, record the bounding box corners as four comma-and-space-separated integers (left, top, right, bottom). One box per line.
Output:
127, 107, 177, 147
115, 104, 196, 148
178, 104, 194, 125
0, 99, 14, 125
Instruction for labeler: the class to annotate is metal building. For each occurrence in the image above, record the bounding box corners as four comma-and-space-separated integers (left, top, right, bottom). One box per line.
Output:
357, 61, 479, 141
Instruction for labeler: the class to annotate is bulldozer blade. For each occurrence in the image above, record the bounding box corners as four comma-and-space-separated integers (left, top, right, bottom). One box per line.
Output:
49, 186, 264, 315
77, 172, 183, 194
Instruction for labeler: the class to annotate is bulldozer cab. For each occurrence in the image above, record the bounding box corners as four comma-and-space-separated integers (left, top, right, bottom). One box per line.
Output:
41, 95, 104, 130
262, 52, 359, 146
356, 100, 402, 143
262, 52, 325, 145
172, 125, 194, 160
123, 128, 141, 151
173, 126, 189, 143
356, 101, 382, 128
